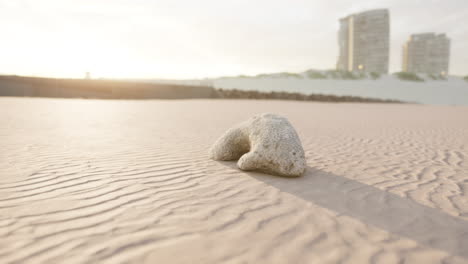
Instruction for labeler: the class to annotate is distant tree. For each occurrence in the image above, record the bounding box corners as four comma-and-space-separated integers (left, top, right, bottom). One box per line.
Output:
254, 74, 269, 78
464, 75, 468, 82
306, 71, 326, 79
394, 72, 424, 82
325, 70, 369, 80
357, 72, 366, 79
325, 70, 340, 79
237, 75, 251, 78
370, 72, 381, 80
340, 71, 359, 80
282, 72, 303, 78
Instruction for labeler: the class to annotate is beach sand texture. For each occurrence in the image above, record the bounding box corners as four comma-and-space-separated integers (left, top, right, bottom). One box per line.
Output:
1, 98, 467, 264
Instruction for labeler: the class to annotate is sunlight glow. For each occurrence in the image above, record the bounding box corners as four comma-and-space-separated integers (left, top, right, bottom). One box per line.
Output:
0, 0, 466, 78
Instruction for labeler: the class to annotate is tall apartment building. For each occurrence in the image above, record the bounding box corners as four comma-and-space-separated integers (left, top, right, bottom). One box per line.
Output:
402, 33, 450, 75
337, 9, 390, 74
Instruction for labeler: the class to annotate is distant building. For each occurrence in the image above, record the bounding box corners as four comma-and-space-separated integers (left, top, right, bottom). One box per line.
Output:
337, 9, 390, 74
402, 33, 450, 75
85, 72, 91, 80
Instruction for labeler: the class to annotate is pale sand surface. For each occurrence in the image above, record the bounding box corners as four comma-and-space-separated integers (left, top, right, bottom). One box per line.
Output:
1, 98, 467, 263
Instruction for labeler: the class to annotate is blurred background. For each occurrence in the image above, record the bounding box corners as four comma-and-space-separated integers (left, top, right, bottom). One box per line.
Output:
0, 0, 467, 104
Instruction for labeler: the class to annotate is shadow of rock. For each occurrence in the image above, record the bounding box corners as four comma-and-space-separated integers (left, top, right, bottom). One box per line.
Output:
216, 161, 468, 258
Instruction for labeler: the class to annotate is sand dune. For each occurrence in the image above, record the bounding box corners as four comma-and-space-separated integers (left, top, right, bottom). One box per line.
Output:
1, 98, 467, 263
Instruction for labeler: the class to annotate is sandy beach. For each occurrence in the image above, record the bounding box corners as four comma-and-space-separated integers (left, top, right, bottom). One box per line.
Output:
1, 98, 467, 263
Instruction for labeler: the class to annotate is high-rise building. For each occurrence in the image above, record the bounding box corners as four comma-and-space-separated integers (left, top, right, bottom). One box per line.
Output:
337, 9, 390, 74
402, 33, 450, 75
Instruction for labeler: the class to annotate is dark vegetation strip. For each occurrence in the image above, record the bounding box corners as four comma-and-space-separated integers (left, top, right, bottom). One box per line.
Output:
0, 75, 402, 103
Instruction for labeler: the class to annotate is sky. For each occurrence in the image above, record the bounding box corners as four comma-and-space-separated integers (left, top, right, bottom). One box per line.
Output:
0, 0, 467, 79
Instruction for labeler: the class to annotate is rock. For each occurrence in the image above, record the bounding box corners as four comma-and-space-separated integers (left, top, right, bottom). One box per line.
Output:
210, 113, 306, 177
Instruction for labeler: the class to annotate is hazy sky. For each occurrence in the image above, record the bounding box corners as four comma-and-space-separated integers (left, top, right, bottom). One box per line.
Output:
0, 0, 467, 79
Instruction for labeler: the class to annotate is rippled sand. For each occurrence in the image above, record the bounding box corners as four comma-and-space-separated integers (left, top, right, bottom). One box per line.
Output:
1, 98, 467, 264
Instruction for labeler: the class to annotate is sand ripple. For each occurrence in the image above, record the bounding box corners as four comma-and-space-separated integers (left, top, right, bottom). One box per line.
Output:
1, 98, 467, 263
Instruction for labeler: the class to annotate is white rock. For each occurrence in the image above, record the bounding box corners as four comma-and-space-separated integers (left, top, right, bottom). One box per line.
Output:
210, 113, 306, 177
